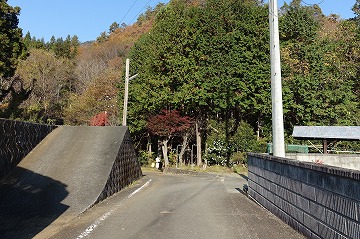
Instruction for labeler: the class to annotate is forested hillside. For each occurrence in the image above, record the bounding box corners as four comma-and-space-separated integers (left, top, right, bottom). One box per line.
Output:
1, 0, 359, 166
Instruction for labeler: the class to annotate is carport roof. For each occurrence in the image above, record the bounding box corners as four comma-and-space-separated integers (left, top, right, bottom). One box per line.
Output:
292, 126, 360, 141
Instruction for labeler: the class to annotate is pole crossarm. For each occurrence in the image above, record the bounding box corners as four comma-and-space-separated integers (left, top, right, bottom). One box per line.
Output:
129, 74, 139, 81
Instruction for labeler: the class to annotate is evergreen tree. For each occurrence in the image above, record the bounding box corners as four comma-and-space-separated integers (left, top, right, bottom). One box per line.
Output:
129, 0, 270, 165
0, 0, 26, 77
109, 22, 119, 33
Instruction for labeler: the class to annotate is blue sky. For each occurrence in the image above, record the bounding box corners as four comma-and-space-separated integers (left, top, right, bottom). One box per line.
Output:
7, 0, 356, 43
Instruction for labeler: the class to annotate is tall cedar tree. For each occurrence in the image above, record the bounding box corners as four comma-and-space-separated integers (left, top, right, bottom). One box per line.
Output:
0, 0, 25, 78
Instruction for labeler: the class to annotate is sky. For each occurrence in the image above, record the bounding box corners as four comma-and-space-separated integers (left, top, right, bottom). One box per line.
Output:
7, 0, 357, 43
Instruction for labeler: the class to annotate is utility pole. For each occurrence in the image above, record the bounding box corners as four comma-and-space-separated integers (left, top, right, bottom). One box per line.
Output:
122, 58, 138, 126
269, 0, 285, 157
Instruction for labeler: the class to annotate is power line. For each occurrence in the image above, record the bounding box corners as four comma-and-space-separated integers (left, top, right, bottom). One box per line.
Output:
130, 0, 153, 24
119, 0, 139, 24
302, 0, 325, 6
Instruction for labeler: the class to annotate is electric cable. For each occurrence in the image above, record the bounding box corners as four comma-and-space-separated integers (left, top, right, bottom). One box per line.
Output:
130, 0, 153, 24
119, 0, 139, 25
302, 0, 325, 6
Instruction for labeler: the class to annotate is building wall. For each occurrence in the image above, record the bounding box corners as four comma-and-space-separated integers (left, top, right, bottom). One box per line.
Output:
248, 153, 360, 239
0, 118, 56, 178
286, 153, 360, 171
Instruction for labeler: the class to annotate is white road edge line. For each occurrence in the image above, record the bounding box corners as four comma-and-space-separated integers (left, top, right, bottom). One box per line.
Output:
75, 179, 152, 239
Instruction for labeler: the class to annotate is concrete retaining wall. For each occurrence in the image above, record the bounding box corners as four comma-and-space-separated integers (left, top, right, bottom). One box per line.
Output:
248, 153, 360, 239
0, 118, 56, 178
286, 153, 360, 171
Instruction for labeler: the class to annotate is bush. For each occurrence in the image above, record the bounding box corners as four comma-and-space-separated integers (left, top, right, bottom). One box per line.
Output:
138, 150, 155, 166
205, 120, 267, 166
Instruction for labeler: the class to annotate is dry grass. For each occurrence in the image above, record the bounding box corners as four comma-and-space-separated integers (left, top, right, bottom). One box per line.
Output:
142, 164, 248, 176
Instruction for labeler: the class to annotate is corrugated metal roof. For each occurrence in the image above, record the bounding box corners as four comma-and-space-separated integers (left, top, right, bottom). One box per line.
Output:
292, 126, 360, 140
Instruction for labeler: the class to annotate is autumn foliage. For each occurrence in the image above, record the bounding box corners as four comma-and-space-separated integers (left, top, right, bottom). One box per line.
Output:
147, 109, 192, 137
89, 111, 109, 126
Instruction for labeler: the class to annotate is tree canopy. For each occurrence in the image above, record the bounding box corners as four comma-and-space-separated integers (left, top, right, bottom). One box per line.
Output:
0, 0, 25, 78
1, 0, 359, 163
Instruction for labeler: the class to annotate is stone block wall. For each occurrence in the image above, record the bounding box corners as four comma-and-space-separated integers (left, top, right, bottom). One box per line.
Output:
0, 118, 56, 178
96, 129, 142, 203
248, 153, 360, 239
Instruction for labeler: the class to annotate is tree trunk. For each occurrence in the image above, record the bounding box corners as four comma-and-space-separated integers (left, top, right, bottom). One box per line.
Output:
147, 135, 152, 161
162, 138, 169, 167
179, 132, 190, 166
195, 120, 202, 166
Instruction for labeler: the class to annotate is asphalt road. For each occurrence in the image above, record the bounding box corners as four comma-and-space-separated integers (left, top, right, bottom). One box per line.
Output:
48, 171, 305, 239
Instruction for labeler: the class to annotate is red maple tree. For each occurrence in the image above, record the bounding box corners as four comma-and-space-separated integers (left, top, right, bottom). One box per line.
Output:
147, 109, 192, 167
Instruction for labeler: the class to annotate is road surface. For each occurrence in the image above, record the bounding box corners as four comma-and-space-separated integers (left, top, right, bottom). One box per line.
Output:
49, 171, 305, 239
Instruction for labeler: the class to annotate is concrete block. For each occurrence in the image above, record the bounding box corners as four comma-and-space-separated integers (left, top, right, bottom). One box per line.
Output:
343, 179, 360, 201
309, 201, 326, 222
282, 200, 291, 214
331, 194, 358, 221
289, 179, 302, 194
267, 191, 275, 203
258, 176, 266, 188
278, 186, 286, 199
315, 188, 332, 209
287, 216, 300, 232
263, 159, 270, 170
310, 232, 322, 239
264, 170, 274, 183
323, 175, 342, 193
274, 194, 281, 207
304, 213, 319, 234
318, 222, 339, 239
284, 190, 297, 205
325, 209, 347, 235
296, 195, 310, 213
347, 219, 360, 239
248, 172, 257, 184
298, 224, 312, 238
0, 119, 56, 178
270, 181, 277, 193
307, 170, 324, 188
289, 203, 304, 224
302, 183, 316, 201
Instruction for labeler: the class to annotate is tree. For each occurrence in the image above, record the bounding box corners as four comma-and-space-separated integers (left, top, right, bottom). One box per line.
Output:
0, 75, 35, 118
352, 0, 360, 22
15, 48, 74, 122
63, 69, 120, 126
205, 120, 266, 166
129, 0, 270, 166
147, 109, 192, 167
109, 22, 119, 33
280, 1, 360, 132
0, 0, 26, 78
96, 31, 108, 43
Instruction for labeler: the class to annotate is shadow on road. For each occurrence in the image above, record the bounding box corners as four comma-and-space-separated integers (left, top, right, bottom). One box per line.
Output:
237, 173, 248, 181
235, 186, 249, 197
0, 167, 69, 239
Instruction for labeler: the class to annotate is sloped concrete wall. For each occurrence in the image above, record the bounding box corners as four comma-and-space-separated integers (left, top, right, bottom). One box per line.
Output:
0, 118, 56, 178
248, 153, 360, 239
